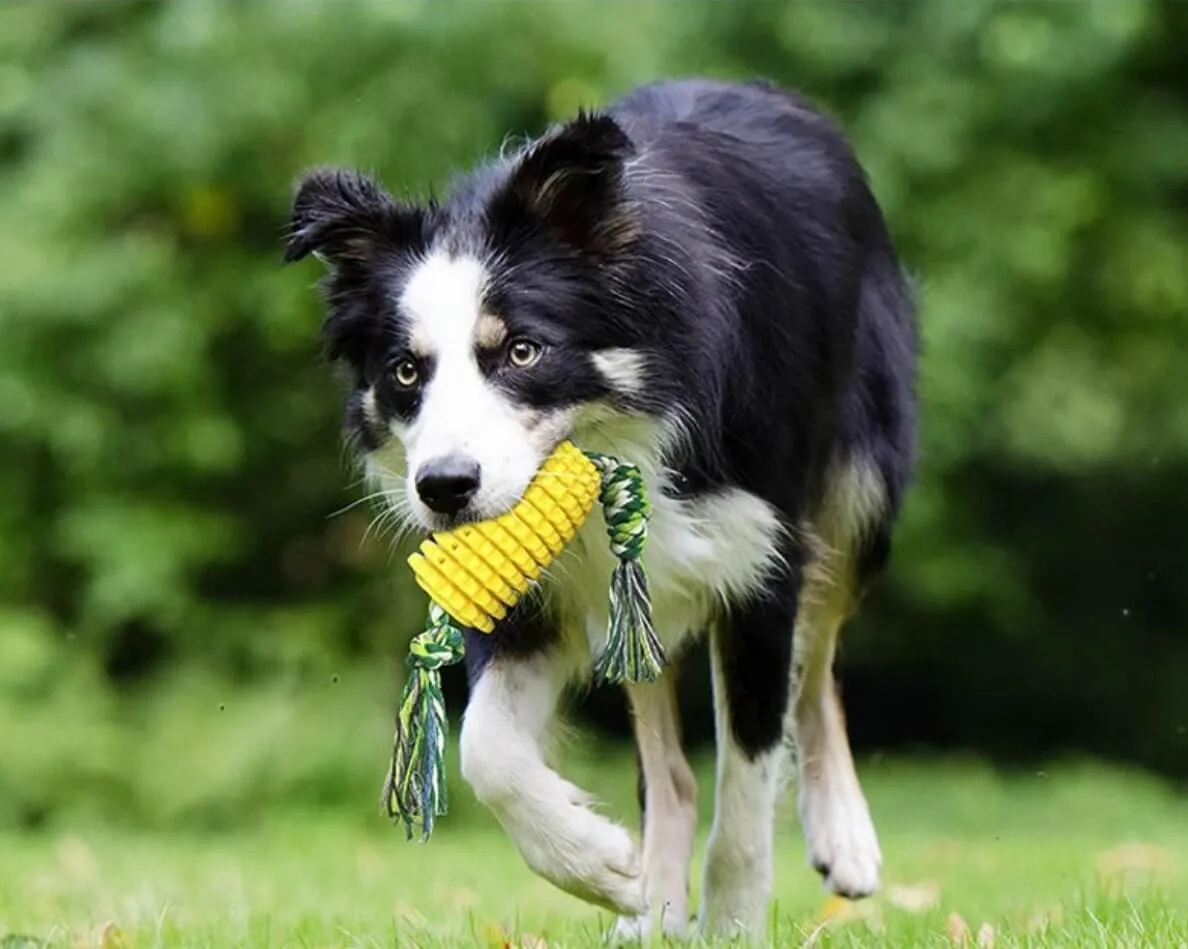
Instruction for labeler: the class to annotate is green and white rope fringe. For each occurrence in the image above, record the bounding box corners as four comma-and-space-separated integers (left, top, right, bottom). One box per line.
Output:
585, 452, 663, 685
381, 449, 663, 841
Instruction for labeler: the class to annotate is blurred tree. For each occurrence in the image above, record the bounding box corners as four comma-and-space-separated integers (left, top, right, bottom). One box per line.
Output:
1, 0, 1186, 805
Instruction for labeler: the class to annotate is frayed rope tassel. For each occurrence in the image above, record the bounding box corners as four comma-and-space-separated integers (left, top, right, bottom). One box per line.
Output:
381, 603, 465, 841
587, 453, 665, 684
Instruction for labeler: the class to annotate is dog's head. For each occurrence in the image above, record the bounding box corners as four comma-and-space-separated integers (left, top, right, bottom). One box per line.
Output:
286, 113, 658, 532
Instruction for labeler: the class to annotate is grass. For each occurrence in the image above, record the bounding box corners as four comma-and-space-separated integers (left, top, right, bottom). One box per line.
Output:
2, 754, 1187, 948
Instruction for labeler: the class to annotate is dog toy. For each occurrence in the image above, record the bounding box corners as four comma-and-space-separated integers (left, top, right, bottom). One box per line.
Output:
381, 440, 663, 840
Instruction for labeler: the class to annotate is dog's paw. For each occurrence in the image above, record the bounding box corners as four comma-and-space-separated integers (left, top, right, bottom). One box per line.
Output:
801, 781, 882, 898
610, 914, 650, 944
513, 806, 645, 917
612, 905, 690, 943
557, 818, 645, 916
697, 868, 770, 938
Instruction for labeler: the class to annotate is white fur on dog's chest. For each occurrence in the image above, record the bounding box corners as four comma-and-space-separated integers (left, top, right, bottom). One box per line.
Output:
546, 461, 785, 666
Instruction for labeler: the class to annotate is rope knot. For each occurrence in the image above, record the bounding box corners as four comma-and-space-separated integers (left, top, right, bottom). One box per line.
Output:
588, 455, 651, 561
405, 608, 465, 673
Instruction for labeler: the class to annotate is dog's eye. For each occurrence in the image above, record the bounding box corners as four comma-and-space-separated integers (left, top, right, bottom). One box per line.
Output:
507, 339, 542, 369
393, 359, 420, 388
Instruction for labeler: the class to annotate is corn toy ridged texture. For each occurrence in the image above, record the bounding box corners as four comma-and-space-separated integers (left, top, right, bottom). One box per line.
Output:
408, 440, 601, 632
382, 440, 664, 840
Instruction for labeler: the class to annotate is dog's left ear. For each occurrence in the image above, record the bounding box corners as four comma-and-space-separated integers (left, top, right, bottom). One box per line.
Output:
284, 167, 423, 266
503, 111, 637, 255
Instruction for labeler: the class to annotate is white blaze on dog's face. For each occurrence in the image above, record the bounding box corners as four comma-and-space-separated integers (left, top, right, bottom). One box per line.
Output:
389, 251, 577, 529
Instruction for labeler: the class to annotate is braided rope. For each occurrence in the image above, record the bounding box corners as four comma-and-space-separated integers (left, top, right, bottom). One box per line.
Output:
586, 453, 665, 684
589, 455, 651, 560
382, 602, 465, 841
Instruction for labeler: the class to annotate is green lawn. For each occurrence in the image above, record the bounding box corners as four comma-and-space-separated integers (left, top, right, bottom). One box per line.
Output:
2, 756, 1186, 948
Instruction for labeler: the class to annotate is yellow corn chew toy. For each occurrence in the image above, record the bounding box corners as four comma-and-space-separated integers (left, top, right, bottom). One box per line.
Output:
406, 440, 601, 633
382, 439, 664, 840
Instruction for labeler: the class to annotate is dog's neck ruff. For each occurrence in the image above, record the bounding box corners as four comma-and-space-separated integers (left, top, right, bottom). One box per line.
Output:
382, 441, 663, 841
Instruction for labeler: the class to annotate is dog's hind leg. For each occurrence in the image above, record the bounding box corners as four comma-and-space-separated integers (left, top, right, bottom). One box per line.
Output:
612, 676, 698, 941
791, 459, 886, 899
459, 630, 645, 917
791, 573, 882, 898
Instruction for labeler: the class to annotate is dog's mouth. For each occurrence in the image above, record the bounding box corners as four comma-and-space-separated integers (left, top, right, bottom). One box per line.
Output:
416, 481, 536, 535
418, 508, 485, 535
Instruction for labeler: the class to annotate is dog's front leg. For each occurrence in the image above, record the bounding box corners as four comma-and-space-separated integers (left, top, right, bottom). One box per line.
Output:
698, 554, 804, 939
460, 633, 645, 916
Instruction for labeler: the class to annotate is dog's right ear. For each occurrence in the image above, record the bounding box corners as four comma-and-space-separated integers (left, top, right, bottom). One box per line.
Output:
284, 168, 423, 265
501, 112, 637, 256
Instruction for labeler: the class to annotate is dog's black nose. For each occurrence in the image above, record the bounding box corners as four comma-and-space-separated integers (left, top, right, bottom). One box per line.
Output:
415, 456, 481, 516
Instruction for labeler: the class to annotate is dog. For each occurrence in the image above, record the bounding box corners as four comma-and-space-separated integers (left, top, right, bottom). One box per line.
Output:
285, 78, 917, 939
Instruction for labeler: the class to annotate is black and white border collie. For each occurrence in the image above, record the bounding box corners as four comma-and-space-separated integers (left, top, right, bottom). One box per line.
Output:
286, 78, 917, 940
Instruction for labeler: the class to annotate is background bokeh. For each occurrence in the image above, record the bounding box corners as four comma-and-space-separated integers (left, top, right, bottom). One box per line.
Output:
3, 0, 1187, 832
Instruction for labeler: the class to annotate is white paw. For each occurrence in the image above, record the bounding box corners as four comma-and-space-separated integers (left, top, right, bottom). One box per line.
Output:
697, 848, 772, 939
696, 907, 760, 942
610, 914, 650, 944
800, 782, 882, 898
512, 806, 645, 917
567, 818, 646, 916
612, 904, 689, 942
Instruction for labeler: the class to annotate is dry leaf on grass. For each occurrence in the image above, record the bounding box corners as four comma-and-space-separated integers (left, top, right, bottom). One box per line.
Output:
97, 923, 128, 949
816, 894, 879, 925
817, 895, 851, 923
803, 896, 884, 946
885, 881, 941, 913
480, 922, 510, 949
946, 911, 971, 945
71, 923, 128, 949
809, 894, 883, 941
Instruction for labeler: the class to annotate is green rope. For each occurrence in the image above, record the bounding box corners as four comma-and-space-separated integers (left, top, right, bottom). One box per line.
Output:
586, 453, 666, 684
383, 448, 664, 841
381, 602, 465, 841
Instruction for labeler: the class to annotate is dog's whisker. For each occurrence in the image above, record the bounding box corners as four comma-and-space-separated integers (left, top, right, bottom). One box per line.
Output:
327, 490, 399, 520
361, 500, 408, 549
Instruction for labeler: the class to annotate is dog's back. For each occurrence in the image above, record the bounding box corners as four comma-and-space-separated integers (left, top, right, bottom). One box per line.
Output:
609, 78, 917, 573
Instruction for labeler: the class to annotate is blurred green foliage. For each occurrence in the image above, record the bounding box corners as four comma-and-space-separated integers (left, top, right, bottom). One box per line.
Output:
2, 0, 1187, 824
